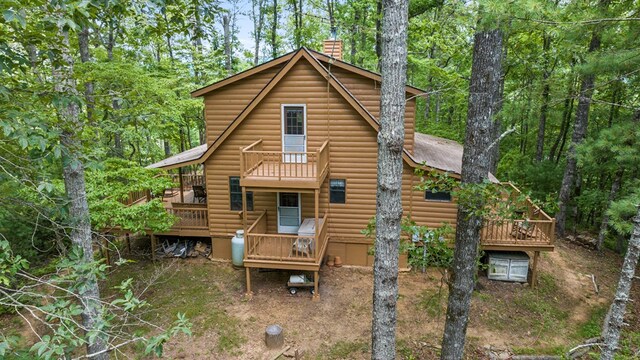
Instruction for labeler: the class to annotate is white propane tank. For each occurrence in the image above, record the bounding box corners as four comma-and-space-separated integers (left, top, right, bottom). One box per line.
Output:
231, 230, 244, 267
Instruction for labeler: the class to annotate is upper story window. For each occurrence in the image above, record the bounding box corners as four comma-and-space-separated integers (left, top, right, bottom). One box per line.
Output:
230, 176, 253, 211
284, 106, 305, 135
425, 190, 451, 202
330, 179, 346, 204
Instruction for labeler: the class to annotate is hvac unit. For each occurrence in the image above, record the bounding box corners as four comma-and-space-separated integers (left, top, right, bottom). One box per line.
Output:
487, 251, 530, 282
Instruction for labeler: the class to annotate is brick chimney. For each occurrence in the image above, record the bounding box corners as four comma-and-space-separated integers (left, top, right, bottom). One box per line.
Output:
323, 39, 343, 60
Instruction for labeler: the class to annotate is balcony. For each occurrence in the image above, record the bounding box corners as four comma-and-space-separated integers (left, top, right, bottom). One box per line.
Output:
240, 139, 330, 189
480, 182, 556, 251
244, 210, 329, 271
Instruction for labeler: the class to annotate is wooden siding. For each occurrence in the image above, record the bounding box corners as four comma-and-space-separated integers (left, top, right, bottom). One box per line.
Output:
403, 162, 458, 229
328, 66, 415, 154
203, 58, 434, 264
202, 65, 284, 144
204, 58, 381, 242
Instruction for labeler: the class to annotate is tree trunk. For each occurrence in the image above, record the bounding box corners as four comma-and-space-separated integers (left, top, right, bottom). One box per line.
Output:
486, 24, 506, 175
600, 207, 640, 360
556, 31, 601, 237
536, 34, 552, 162
271, 0, 278, 59
351, 7, 360, 63
223, 14, 232, 76
78, 25, 95, 123
191, 0, 203, 83
162, 7, 175, 62
441, 28, 503, 360
549, 75, 576, 162
596, 169, 623, 250
371, 0, 408, 358
54, 27, 109, 360
375, 0, 382, 71
252, 0, 265, 65
607, 80, 621, 128
359, 8, 368, 66
292, 0, 300, 48
164, 140, 171, 157
106, 20, 115, 61
112, 100, 123, 158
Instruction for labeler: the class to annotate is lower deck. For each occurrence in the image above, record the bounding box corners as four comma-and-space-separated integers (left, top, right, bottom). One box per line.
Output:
125, 182, 555, 278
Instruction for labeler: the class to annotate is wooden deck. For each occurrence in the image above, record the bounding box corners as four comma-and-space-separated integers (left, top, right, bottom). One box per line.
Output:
480, 183, 556, 252
118, 187, 210, 237
243, 210, 329, 271
481, 220, 554, 251
158, 189, 209, 237
240, 139, 329, 189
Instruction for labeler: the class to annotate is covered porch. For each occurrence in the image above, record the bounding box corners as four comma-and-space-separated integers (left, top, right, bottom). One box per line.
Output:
241, 187, 328, 299
141, 146, 210, 240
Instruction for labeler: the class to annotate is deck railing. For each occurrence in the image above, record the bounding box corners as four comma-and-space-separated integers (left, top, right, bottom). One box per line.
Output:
240, 139, 330, 182
481, 182, 555, 246
245, 211, 329, 263
168, 174, 205, 189
166, 204, 208, 230
119, 189, 150, 206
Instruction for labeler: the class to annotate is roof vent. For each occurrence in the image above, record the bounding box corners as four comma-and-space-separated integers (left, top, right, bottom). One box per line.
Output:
323, 39, 343, 61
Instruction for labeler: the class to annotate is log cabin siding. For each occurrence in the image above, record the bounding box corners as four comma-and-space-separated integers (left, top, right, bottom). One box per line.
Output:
329, 66, 415, 154
202, 57, 440, 265
404, 163, 458, 229
204, 58, 382, 243
202, 65, 284, 144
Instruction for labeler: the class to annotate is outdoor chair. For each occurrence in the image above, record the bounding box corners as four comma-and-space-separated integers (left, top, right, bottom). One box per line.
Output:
193, 185, 207, 203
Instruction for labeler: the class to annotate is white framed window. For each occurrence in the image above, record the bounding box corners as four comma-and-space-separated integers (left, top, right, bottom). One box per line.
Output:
281, 104, 307, 163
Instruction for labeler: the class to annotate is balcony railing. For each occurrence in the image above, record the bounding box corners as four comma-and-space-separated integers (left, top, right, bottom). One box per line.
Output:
166, 203, 209, 231
245, 210, 329, 263
240, 139, 329, 186
481, 182, 555, 248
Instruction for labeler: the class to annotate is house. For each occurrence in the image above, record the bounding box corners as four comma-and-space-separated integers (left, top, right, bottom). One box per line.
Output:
137, 41, 555, 298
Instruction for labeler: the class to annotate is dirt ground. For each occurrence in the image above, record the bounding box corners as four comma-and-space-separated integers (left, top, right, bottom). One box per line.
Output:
144, 238, 636, 359
2, 238, 639, 359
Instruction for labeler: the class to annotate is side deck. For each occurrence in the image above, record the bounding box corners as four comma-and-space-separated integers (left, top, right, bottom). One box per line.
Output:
123, 179, 210, 238
480, 182, 556, 252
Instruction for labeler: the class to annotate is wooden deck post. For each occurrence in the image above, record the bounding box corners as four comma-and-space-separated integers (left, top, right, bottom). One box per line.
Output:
314, 189, 319, 259
245, 267, 253, 298
178, 167, 184, 203
531, 251, 540, 289
313, 271, 319, 300
242, 187, 247, 234
150, 234, 157, 262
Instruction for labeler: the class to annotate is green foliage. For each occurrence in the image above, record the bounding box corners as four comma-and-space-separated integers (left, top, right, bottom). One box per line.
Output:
144, 313, 192, 357
403, 219, 454, 269
577, 306, 607, 339
362, 216, 453, 269
85, 159, 176, 233
415, 169, 529, 221
607, 189, 640, 237
0, 238, 29, 286
0, 237, 192, 358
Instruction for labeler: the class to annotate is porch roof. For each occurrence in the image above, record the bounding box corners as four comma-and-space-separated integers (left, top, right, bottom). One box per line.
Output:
146, 144, 207, 170
412, 132, 499, 183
